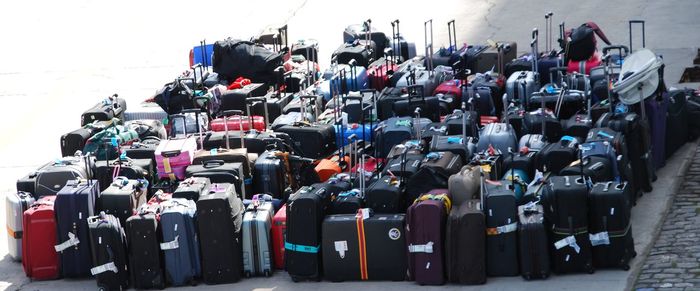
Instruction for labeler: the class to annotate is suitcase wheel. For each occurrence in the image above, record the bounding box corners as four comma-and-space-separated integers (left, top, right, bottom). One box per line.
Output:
586, 265, 595, 274
245, 271, 252, 278
622, 264, 630, 271
522, 274, 532, 281
291, 276, 300, 283
264, 270, 271, 277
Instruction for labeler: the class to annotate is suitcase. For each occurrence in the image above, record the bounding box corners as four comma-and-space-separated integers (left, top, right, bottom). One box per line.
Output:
563, 112, 593, 141
81, 94, 127, 126
242, 196, 275, 277
541, 175, 595, 274
527, 89, 586, 120
160, 198, 201, 286
368, 57, 398, 91
125, 119, 168, 140
375, 117, 416, 159
445, 200, 486, 284
665, 89, 690, 158
322, 64, 370, 100
589, 182, 636, 270
394, 67, 442, 98
472, 41, 517, 74
192, 147, 253, 181
272, 205, 287, 270
276, 122, 336, 159
448, 165, 480, 206
483, 181, 519, 277
644, 93, 669, 169
253, 149, 289, 199
60, 125, 103, 157
389, 19, 417, 62
567, 51, 602, 75
343, 22, 390, 56
172, 177, 211, 201
94, 158, 151, 192
125, 204, 166, 290
559, 155, 614, 183
522, 108, 564, 142
33, 155, 92, 198
155, 126, 197, 181
322, 210, 407, 281
405, 152, 462, 204
598, 112, 654, 192
87, 213, 129, 290
121, 138, 160, 166
201, 130, 291, 155
186, 161, 247, 199
406, 193, 451, 285
538, 136, 580, 174
476, 123, 518, 155
211, 115, 266, 132
250, 91, 294, 123
98, 177, 147, 226
391, 85, 441, 122
219, 83, 267, 112
169, 111, 209, 139
503, 149, 539, 182
506, 71, 538, 105
329, 189, 364, 215
518, 203, 550, 280
197, 183, 244, 284
365, 174, 405, 214
333, 41, 374, 68
5, 191, 35, 261
123, 101, 168, 122
55, 179, 99, 278
22, 196, 59, 280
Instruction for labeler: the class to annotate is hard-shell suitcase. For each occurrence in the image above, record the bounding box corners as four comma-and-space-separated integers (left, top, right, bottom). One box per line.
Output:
22, 196, 60, 280
211, 115, 266, 132
484, 182, 519, 277
160, 198, 201, 286
185, 161, 246, 199
541, 175, 594, 274
253, 150, 288, 199
276, 123, 337, 159
365, 175, 405, 214
98, 177, 147, 226
172, 177, 211, 201
250, 91, 294, 123
322, 210, 407, 281
506, 71, 538, 105
219, 83, 267, 112
81, 94, 127, 126
445, 200, 486, 285
33, 155, 92, 198
598, 112, 654, 192
406, 193, 451, 285
242, 196, 275, 277
518, 203, 550, 280
405, 152, 462, 204
503, 149, 539, 181
125, 206, 165, 290
522, 108, 564, 142
559, 155, 614, 183
476, 123, 518, 155
448, 165, 480, 206
125, 119, 168, 140
55, 179, 99, 277
333, 41, 374, 68
87, 213, 129, 290
589, 182, 636, 270
272, 205, 287, 270
155, 134, 197, 181
197, 183, 244, 284
375, 117, 416, 159
123, 101, 168, 122
286, 185, 332, 282
5, 191, 35, 261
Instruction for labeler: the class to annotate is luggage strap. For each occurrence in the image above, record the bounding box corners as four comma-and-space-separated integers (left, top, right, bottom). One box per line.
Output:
408, 241, 434, 253
554, 235, 581, 254
162, 158, 177, 180
6, 226, 21, 239
90, 262, 118, 275
414, 194, 452, 213
284, 242, 319, 253
355, 209, 369, 280
54, 232, 80, 252
160, 235, 179, 250
486, 222, 518, 236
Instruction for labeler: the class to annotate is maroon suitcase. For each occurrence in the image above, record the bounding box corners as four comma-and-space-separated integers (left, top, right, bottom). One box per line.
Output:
406, 193, 450, 285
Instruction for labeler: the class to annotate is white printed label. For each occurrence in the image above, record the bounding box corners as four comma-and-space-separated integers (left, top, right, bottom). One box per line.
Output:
425, 262, 431, 269
334, 241, 348, 259
610, 207, 615, 216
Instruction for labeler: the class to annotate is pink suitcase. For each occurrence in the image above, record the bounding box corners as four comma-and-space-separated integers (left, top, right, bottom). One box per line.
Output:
155, 137, 197, 180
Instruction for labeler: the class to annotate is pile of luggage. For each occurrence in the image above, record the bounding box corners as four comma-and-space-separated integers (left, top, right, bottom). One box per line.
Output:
8, 15, 700, 289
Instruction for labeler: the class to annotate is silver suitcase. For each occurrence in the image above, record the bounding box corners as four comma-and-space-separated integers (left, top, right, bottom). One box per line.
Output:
242, 198, 275, 277
506, 71, 538, 105
123, 102, 168, 122
477, 122, 518, 155
5, 191, 35, 261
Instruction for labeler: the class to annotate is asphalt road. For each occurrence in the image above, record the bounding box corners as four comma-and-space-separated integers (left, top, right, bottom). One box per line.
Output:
1, 0, 699, 290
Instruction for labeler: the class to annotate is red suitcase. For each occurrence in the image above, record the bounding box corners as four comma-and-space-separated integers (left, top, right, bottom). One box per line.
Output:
22, 196, 60, 280
272, 205, 287, 270
211, 115, 266, 132
367, 58, 398, 91
434, 79, 463, 99
567, 51, 602, 75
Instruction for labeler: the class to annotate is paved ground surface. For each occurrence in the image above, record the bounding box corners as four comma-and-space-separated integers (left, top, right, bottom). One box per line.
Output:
2, 0, 700, 290
635, 146, 700, 290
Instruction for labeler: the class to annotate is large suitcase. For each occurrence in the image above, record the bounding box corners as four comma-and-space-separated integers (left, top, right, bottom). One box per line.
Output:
333, 41, 374, 68
81, 94, 127, 126
599, 112, 654, 193
22, 196, 60, 280
197, 183, 244, 284
94, 158, 151, 192
5, 191, 35, 261
405, 151, 462, 204
589, 182, 636, 270
253, 150, 288, 199
272, 205, 287, 270
322, 210, 407, 281
98, 177, 147, 226
375, 117, 415, 159
125, 205, 166, 290
448, 165, 480, 206
365, 175, 405, 214
483, 182, 519, 277
541, 175, 595, 274
665, 89, 690, 158
476, 122, 518, 155
87, 213, 130, 290
172, 177, 211, 201
445, 200, 486, 285
518, 203, 550, 280
33, 155, 92, 198
644, 93, 669, 169
538, 136, 580, 174
242, 196, 275, 277
276, 122, 337, 159
406, 193, 451, 285
55, 179, 99, 277
60, 125, 103, 157
160, 198, 201, 286
185, 160, 247, 199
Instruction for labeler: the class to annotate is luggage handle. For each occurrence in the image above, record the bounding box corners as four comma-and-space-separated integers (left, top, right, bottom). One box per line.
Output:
222, 110, 245, 149
548, 67, 568, 88
247, 97, 270, 131
531, 28, 539, 75
160, 150, 181, 158
447, 19, 457, 54
202, 160, 225, 168
391, 19, 400, 62
628, 20, 646, 51
168, 114, 190, 138
424, 19, 435, 74
602, 45, 630, 62
545, 12, 554, 52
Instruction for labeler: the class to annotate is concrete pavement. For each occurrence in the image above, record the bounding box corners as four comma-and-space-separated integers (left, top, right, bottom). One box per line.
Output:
1, 0, 699, 290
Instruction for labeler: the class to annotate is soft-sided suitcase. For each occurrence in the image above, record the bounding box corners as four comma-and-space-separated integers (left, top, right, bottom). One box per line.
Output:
33, 155, 92, 198
518, 203, 550, 280
253, 150, 288, 199
185, 161, 246, 199
81, 94, 127, 126
172, 177, 211, 201
406, 193, 451, 285
22, 196, 60, 280
242, 195, 275, 277
6, 191, 35, 261
197, 183, 244, 284
375, 117, 416, 159
333, 41, 374, 68
541, 175, 594, 274
589, 182, 636, 270
559, 155, 614, 183
125, 205, 166, 290
272, 205, 287, 270
405, 152, 462, 204
538, 136, 580, 174
365, 175, 405, 214
276, 122, 337, 159
286, 185, 332, 282
160, 198, 201, 286
123, 101, 168, 122
219, 83, 267, 112
598, 112, 654, 192
322, 210, 407, 282
665, 89, 690, 158
125, 119, 168, 140
87, 213, 129, 290
55, 179, 99, 278
445, 200, 486, 285
484, 181, 519, 277
448, 165, 480, 206
98, 177, 147, 226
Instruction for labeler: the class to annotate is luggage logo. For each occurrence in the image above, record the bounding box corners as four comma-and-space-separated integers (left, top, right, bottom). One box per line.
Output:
388, 228, 401, 240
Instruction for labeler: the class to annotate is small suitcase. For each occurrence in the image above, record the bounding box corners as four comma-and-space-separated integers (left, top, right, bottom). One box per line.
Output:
445, 200, 486, 285
160, 198, 201, 286
538, 136, 580, 174
406, 193, 451, 285
98, 177, 147, 226
81, 94, 127, 126
484, 181, 519, 277
333, 41, 374, 68
5, 191, 35, 261
242, 195, 275, 277
405, 152, 463, 204
589, 182, 636, 270
518, 203, 551, 280
286, 185, 332, 282
87, 213, 129, 290
55, 179, 99, 278
272, 205, 287, 270
33, 155, 92, 198
22, 196, 59, 280
125, 205, 166, 290
365, 175, 405, 214
253, 150, 288, 199
60, 125, 103, 157
172, 177, 211, 201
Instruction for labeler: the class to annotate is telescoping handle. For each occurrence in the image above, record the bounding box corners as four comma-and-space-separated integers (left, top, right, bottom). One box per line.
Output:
531, 28, 539, 74
299, 95, 321, 121
447, 19, 457, 53
545, 12, 554, 52
628, 20, 646, 51
247, 97, 269, 131
391, 19, 400, 61
222, 110, 245, 149
424, 19, 435, 74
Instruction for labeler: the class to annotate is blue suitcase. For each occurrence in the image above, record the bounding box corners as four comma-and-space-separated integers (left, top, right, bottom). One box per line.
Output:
160, 198, 201, 286
55, 179, 100, 277
319, 64, 370, 101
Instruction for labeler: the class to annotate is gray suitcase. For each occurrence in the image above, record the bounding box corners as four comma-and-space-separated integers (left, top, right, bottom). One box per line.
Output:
123, 102, 168, 122
476, 123, 518, 155
448, 165, 480, 206
505, 31, 540, 105
5, 191, 35, 261
160, 198, 201, 286
242, 196, 275, 277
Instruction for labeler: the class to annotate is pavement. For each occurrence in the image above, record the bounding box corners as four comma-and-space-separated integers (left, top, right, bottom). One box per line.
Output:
1, 0, 700, 290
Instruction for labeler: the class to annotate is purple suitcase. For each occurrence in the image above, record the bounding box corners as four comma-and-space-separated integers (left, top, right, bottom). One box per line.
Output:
406, 194, 449, 285
643, 94, 668, 170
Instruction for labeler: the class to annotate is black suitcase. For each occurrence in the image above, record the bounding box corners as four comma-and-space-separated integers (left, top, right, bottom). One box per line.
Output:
429, 135, 476, 163
445, 200, 486, 285
541, 175, 594, 274
589, 182, 636, 270
121, 138, 160, 166
286, 184, 332, 282
251, 91, 294, 124
443, 109, 478, 137
202, 130, 292, 155
332, 41, 373, 68
219, 83, 267, 112
563, 113, 593, 141
172, 177, 211, 201
522, 109, 564, 142
665, 89, 690, 158
483, 182, 519, 277
365, 175, 405, 214
329, 189, 364, 215
518, 204, 550, 280
98, 177, 148, 226
196, 183, 244, 284
473, 152, 504, 181
252, 150, 288, 199
185, 161, 246, 199
559, 155, 614, 183
88, 213, 130, 290
405, 152, 463, 204
94, 159, 150, 192
125, 120, 167, 140
61, 126, 103, 157
381, 153, 423, 180
82, 94, 127, 126
321, 212, 407, 282
125, 206, 165, 290
537, 136, 579, 174
503, 150, 538, 181
276, 123, 337, 159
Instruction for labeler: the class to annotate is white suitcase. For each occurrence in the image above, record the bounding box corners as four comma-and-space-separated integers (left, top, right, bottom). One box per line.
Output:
242, 197, 275, 277
5, 191, 36, 261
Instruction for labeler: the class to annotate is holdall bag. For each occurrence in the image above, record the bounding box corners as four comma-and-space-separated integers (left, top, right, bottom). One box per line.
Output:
588, 182, 636, 270
81, 94, 127, 126
212, 38, 285, 85
55, 179, 99, 278
406, 193, 451, 285
160, 198, 201, 286
87, 212, 130, 290
33, 154, 93, 199
5, 191, 35, 261
22, 196, 60, 280
242, 195, 276, 277
445, 200, 486, 285
518, 203, 551, 280
565, 22, 611, 62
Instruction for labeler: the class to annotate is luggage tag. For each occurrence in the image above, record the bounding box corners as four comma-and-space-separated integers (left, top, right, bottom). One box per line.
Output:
54, 232, 80, 252
589, 232, 610, 246
554, 235, 581, 253
334, 241, 348, 259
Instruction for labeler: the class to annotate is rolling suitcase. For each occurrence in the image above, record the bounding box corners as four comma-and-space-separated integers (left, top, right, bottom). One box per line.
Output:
33, 155, 92, 198
160, 198, 201, 286
405, 151, 462, 204
559, 155, 614, 183
406, 193, 451, 285
589, 182, 636, 270
484, 181, 519, 277
250, 90, 294, 123
125, 119, 168, 140
98, 177, 148, 226
219, 83, 267, 112
644, 93, 669, 169
276, 106, 337, 159
185, 161, 246, 199
172, 177, 211, 201
518, 203, 550, 280
272, 205, 287, 270
253, 149, 288, 199
333, 40, 374, 68
197, 183, 244, 284
94, 158, 151, 192
87, 213, 129, 290
155, 115, 197, 181
125, 205, 166, 290
55, 179, 99, 278
22, 196, 60, 280
123, 101, 168, 122
365, 174, 405, 214
665, 89, 690, 158
448, 165, 480, 206
121, 138, 160, 166
375, 117, 415, 158
5, 191, 35, 261
60, 124, 104, 157
81, 94, 127, 126
242, 195, 275, 277
286, 185, 332, 282
538, 136, 580, 174
445, 200, 486, 285
322, 210, 407, 281
476, 122, 518, 155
